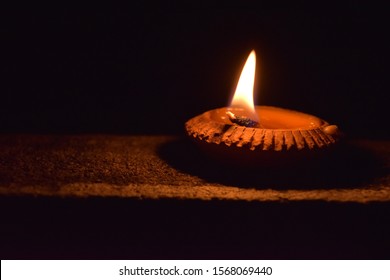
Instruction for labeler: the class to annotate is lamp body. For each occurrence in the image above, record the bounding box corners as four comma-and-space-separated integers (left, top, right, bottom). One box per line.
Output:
185, 106, 340, 166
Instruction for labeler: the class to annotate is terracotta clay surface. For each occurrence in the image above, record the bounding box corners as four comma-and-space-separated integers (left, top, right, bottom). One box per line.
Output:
185, 106, 341, 166
0, 134, 389, 203
185, 106, 340, 151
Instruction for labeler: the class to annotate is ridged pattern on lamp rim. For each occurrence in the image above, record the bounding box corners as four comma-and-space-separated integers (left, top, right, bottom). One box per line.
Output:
185, 113, 338, 151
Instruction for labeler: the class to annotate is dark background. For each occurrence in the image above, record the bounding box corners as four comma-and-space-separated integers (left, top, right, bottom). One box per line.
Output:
1, 3, 390, 260
1, 197, 390, 259
1, 3, 388, 137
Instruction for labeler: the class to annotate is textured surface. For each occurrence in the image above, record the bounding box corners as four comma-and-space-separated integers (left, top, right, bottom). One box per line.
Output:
1, 134, 389, 260
0, 134, 389, 203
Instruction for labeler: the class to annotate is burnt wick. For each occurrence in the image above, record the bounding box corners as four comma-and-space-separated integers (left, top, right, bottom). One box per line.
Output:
226, 111, 260, 128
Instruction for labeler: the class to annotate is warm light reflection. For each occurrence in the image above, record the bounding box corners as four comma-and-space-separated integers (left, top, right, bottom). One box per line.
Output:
230, 50, 258, 121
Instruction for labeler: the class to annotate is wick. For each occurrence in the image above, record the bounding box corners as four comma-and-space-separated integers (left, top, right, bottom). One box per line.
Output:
226, 111, 260, 128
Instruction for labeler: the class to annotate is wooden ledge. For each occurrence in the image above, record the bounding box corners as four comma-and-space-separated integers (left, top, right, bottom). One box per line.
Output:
0, 135, 389, 203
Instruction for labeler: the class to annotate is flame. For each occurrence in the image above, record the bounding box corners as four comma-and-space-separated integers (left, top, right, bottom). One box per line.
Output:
230, 50, 258, 121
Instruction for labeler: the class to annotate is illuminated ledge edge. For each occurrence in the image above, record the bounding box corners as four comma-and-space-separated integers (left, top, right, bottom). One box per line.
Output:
1, 183, 390, 203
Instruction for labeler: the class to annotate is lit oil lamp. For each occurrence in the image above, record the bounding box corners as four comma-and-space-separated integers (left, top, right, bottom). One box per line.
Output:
185, 50, 341, 166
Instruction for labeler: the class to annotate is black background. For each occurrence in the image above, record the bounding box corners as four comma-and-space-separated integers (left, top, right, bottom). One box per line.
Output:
2, 3, 388, 137
1, 3, 390, 260
1, 197, 390, 259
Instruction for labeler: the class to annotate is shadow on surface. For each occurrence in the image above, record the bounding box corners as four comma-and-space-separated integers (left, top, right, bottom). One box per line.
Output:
158, 137, 387, 190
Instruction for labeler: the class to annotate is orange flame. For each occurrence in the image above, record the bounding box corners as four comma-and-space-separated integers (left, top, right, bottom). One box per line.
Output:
230, 50, 258, 121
